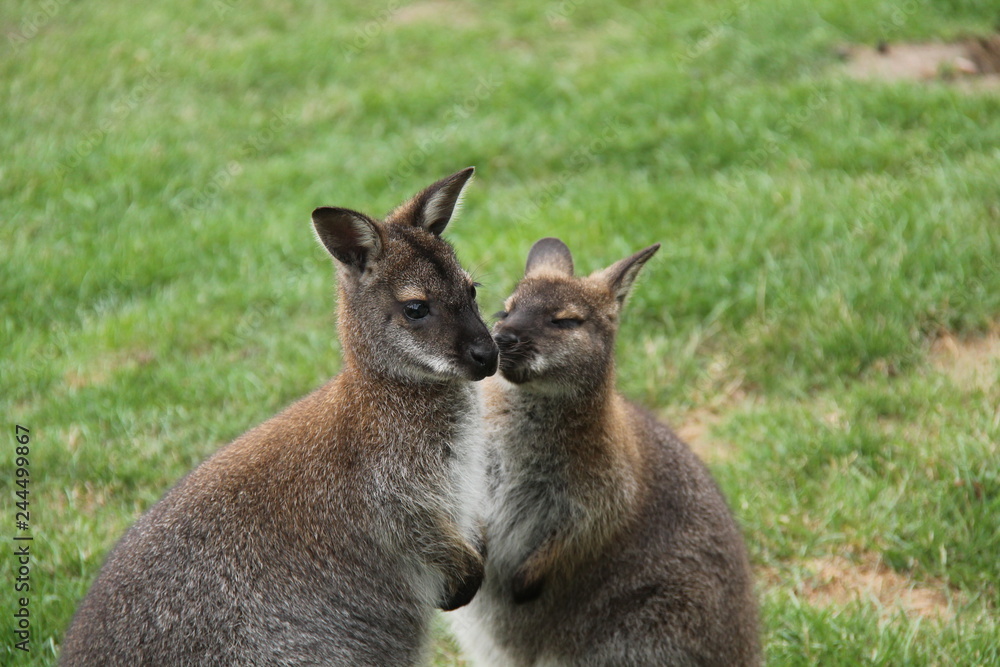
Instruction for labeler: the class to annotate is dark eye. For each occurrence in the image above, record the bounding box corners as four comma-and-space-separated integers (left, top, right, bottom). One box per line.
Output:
470, 282, 480, 300
403, 301, 430, 320
551, 318, 582, 329
493, 311, 509, 320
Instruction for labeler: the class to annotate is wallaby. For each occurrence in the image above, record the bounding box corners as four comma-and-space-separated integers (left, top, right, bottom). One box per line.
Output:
61, 168, 499, 666
448, 238, 760, 666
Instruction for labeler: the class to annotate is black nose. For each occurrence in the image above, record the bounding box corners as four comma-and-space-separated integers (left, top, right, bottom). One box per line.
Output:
468, 340, 499, 377
494, 330, 519, 347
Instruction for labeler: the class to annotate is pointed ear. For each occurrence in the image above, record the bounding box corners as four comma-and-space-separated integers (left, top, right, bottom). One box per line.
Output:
525, 237, 574, 278
595, 243, 660, 306
410, 166, 475, 236
312, 207, 383, 270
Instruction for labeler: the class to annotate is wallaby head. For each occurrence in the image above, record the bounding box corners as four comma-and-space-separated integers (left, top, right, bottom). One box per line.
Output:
493, 237, 659, 394
313, 167, 498, 382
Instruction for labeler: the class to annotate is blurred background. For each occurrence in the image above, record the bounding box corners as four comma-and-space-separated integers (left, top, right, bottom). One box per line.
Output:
2, 0, 999, 663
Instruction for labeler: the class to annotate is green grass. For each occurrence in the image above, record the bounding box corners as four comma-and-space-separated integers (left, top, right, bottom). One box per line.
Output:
3, 0, 1000, 664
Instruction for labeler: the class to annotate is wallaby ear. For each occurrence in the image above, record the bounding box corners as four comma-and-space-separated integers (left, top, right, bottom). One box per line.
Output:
410, 166, 476, 236
312, 207, 384, 270
525, 237, 574, 278
595, 243, 660, 306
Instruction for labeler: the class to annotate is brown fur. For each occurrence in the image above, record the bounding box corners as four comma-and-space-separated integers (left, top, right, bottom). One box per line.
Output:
60, 169, 498, 666
449, 238, 760, 666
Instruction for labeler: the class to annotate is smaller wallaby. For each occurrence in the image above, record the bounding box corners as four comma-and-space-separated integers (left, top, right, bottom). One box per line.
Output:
60, 168, 499, 666
449, 238, 760, 666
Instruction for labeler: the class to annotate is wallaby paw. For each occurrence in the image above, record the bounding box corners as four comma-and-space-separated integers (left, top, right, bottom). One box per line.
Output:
439, 567, 483, 611
511, 566, 545, 604
438, 547, 484, 611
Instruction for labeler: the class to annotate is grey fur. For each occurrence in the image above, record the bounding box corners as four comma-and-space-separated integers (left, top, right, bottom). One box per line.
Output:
60, 169, 497, 666
449, 238, 760, 666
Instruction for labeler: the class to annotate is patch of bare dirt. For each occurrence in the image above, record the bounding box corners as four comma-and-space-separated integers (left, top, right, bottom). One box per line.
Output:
677, 408, 735, 463
805, 555, 955, 620
391, 1, 477, 28
675, 381, 751, 463
764, 554, 958, 621
842, 35, 1000, 90
64, 350, 156, 389
930, 327, 1000, 392
63, 482, 112, 515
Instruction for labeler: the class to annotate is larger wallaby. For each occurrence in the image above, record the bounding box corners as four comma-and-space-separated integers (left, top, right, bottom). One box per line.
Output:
61, 168, 498, 666
449, 238, 760, 666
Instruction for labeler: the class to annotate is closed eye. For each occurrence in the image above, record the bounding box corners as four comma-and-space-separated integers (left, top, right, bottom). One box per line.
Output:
493, 310, 509, 319
551, 318, 582, 329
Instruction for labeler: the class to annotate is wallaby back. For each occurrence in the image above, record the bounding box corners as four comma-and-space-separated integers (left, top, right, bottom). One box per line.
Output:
60, 168, 498, 666
449, 238, 760, 666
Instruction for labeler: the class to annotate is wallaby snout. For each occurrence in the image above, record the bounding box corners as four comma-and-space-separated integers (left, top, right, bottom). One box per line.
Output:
494, 328, 520, 347
464, 332, 499, 380
493, 320, 537, 384
493, 310, 538, 346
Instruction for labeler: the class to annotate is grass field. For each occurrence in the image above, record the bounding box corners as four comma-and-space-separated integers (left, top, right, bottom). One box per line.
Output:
3, 0, 999, 664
